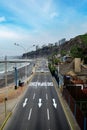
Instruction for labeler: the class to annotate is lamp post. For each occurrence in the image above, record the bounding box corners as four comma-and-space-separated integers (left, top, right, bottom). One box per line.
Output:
14, 43, 35, 79
14, 43, 28, 79
4, 56, 8, 117
13, 64, 18, 89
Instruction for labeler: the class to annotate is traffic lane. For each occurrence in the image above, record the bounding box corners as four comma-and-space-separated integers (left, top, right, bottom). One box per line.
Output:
44, 74, 70, 130
28, 73, 70, 130
44, 73, 70, 129
4, 72, 44, 130
4, 73, 48, 130
4, 72, 70, 130
47, 85, 71, 130
27, 86, 49, 130
4, 85, 36, 130
26, 73, 51, 130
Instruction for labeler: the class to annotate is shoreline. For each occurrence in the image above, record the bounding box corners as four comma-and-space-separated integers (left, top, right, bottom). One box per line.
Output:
0, 63, 32, 88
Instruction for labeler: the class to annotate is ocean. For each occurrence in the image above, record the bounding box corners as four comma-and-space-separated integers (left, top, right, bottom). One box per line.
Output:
0, 56, 30, 79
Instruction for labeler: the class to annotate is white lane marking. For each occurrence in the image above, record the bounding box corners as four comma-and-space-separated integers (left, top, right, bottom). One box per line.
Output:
33, 93, 35, 100
47, 108, 50, 120
46, 94, 48, 100
23, 98, 28, 107
38, 98, 42, 108
28, 108, 32, 120
52, 98, 57, 109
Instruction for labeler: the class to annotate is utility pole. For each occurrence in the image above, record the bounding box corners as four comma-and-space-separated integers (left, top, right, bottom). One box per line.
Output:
5, 56, 7, 90
4, 56, 8, 117
14, 63, 18, 89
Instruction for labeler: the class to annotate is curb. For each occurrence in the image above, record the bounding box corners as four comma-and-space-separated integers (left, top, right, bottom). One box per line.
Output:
52, 78, 81, 130
0, 112, 12, 130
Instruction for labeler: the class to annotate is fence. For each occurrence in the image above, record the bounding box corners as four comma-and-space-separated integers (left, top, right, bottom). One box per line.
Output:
63, 88, 87, 130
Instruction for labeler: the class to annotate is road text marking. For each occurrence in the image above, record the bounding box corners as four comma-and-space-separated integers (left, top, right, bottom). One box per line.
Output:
29, 82, 53, 87
38, 98, 42, 108
52, 98, 57, 109
23, 98, 28, 107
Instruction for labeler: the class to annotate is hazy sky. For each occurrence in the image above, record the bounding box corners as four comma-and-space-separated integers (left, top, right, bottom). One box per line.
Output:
0, 0, 87, 56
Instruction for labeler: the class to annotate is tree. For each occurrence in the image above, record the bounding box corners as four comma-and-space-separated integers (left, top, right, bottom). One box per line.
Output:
70, 45, 83, 59
60, 50, 67, 56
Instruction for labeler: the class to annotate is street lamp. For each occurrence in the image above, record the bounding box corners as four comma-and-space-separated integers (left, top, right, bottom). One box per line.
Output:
14, 43, 28, 81
4, 56, 8, 117
14, 43, 26, 57
14, 43, 35, 79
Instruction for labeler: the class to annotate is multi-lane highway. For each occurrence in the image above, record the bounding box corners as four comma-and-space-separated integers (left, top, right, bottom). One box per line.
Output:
4, 59, 71, 130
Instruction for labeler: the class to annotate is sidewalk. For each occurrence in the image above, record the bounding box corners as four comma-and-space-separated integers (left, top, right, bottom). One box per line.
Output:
0, 66, 35, 128
52, 77, 81, 130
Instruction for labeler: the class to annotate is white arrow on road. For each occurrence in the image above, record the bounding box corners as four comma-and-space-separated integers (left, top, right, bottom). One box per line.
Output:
52, 98, 57, 109
23, 98, 28, 107
38, 98, 42, 108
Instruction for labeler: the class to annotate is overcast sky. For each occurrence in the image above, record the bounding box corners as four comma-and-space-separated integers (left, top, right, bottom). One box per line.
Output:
0, 0, 87, 56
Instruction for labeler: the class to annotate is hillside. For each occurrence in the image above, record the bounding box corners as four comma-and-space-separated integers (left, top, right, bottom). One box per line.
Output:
23, 33, 87, 58
60, 34, 87, 52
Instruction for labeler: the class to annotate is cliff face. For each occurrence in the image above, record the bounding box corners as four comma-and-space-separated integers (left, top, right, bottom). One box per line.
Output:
60, 34, 87, 52
23, 33, 87, 58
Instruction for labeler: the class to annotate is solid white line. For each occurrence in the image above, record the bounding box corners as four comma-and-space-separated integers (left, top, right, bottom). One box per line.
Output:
33, 93, 35, 99
28, 108, 32, 120
46, 94, 48, 100
47, 108, 50, 120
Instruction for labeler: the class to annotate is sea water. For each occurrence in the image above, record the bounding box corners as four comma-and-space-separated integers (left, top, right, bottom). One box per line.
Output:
0, 56, 30, 79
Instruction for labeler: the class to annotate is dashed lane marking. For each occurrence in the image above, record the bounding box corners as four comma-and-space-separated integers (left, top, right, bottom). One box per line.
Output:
28, 108, 32, 120
47, 108, 50, 120
33, 93, 35, 100
46, 94, 48, 100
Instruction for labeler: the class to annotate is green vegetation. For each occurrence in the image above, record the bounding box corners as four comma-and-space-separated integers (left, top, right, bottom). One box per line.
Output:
48, 63, 56, 76
80, 34, 87, 46
52, 57, 60, 65
60, 50, 67, 56
48, 55, 59, 75
70, 34, 87, 64
70, 45, 83, 59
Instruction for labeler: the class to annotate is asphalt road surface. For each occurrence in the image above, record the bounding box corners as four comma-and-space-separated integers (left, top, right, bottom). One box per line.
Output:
4, 60, 71, 130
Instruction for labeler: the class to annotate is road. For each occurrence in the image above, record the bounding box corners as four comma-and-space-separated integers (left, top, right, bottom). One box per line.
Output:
4, 59, 71, 130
